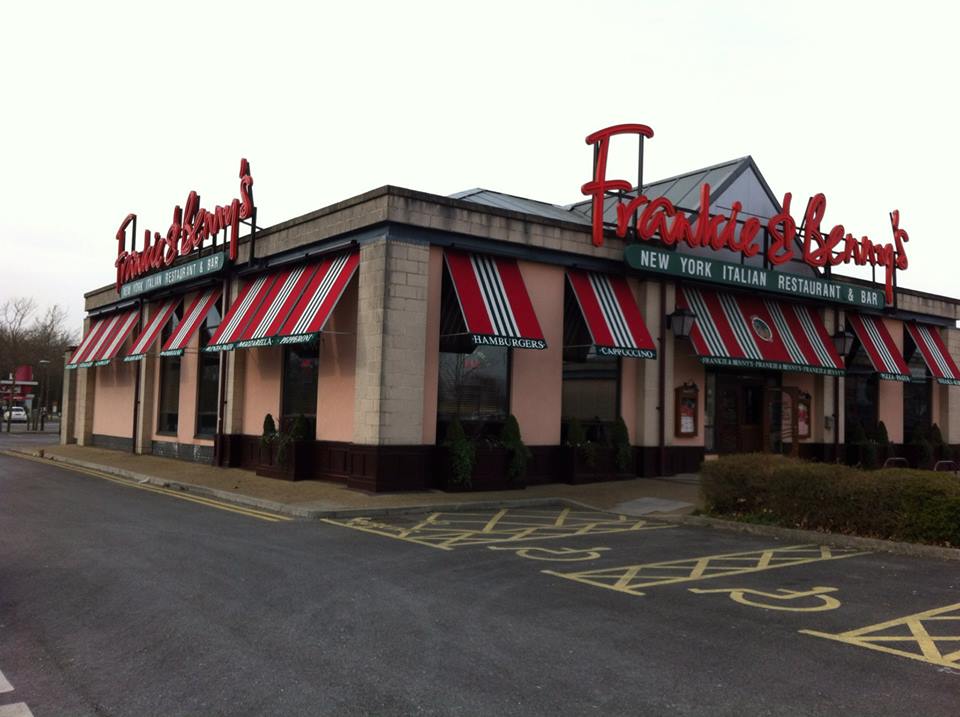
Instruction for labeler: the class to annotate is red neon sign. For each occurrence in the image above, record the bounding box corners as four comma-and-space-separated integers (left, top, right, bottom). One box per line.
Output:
114, 159, 254, 291
582, 125, 908, 305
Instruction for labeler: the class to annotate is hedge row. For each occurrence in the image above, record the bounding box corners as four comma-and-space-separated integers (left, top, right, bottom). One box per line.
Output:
701, 454, 960, 547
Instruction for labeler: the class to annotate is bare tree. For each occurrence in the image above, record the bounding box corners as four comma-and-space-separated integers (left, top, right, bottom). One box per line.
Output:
0, 298, 77, 412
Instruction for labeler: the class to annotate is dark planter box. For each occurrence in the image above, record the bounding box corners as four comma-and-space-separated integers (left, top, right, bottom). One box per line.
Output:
561, 446, 633, 484
433, 446, 524, 492
255, 441, 312, 481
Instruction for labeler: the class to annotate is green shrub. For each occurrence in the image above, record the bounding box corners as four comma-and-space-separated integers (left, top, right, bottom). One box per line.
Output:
445, 417, 475, 487
873, 421, 890, 447
500, 414, 531, 484
611, 417, 633, 473
701, 453, 960, 546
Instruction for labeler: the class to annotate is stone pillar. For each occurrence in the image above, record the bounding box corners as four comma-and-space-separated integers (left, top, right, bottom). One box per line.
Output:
60, 351, 77, 445
75, 367, 96, 446
352, 237, 429, 446
946, 328, 960, 445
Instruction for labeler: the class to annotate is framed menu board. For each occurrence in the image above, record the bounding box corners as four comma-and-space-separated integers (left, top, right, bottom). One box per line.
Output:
675, 383, 699, 438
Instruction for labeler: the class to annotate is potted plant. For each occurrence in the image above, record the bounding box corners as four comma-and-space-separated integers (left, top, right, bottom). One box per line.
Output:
257, 413, 312, 481
500, 414, 531, 487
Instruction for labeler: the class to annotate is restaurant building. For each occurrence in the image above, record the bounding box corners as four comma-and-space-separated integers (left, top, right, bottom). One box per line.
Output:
61, 124, 960, 490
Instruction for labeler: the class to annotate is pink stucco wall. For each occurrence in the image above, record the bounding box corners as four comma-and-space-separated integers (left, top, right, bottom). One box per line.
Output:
92, 359, 135, 438
316, 278, 358, 442
510, 261, 564, 445
241, 345, 282, 435
671, 345, 705, 447
421, 247, 443, 444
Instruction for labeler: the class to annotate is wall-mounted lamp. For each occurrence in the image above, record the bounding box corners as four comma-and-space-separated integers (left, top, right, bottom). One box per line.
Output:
831, 329, 854, 357
668, 307, 696, 339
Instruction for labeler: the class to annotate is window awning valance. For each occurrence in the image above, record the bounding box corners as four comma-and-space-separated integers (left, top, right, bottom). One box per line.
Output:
678, 287, 844, 376
124, 298, 179, 362
160, 288, 222, 357
847, 313, 909, 381
566, 269, 655, 358
205, 251, 358, 352
444, 249, 546, 350
65, 310, 140, 369
906, 321, 960, 385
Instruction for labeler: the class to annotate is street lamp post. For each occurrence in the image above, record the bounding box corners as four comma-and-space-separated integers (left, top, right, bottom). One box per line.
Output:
38, 359, 50, 431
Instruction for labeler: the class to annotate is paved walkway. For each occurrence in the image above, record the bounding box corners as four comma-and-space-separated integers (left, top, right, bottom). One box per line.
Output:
3, 442, 701, 517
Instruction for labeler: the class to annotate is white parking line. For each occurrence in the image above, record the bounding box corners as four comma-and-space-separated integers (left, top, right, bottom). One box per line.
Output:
0, 669, 11, 693
0, 704, 33, 717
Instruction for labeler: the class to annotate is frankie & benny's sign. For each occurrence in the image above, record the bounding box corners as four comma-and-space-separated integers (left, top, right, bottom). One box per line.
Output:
581, 124, 908, 305
113, 159, 254, 292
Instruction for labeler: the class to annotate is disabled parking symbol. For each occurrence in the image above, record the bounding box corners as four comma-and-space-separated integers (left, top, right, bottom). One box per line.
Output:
689, 586, 842, 612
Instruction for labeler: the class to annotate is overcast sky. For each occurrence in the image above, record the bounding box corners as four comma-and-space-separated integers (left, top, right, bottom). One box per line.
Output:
2, 1, 957, 334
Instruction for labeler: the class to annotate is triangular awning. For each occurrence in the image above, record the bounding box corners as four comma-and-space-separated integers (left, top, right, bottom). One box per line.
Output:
679, 287, 844, 376
444, 249, 546, 350
124, 298, 179, 362
847, 313, 910, 381
65, 310, 139, 369
566, 269, 655, 358
160, 288, 222, 357
204, 252, 358, 352
905, 322, 960, 385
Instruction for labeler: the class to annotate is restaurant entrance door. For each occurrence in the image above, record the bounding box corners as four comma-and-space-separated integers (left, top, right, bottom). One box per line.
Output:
714, 372, 783, 454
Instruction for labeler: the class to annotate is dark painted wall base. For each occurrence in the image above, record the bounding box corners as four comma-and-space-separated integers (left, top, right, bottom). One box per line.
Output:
92, 434, 133, 452
216, 435, 710, 492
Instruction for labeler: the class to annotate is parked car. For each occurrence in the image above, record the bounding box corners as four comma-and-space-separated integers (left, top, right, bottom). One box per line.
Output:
2, 406, 27, 422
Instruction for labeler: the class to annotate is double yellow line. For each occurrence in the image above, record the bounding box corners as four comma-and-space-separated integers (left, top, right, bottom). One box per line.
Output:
3, 451, 292, 523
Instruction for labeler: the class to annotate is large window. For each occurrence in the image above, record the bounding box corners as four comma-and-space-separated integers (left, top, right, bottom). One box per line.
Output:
436, 265, 510, 440
157, 303, 182, 434
844, 338, 879, 440
281, 343, 319, 434
903, 334, 932, 441
561, 282, 618, 442
195, 299, 222, 437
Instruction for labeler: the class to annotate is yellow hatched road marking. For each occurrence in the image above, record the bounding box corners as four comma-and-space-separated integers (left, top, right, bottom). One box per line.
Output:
3, 451, 291, 522
323, 509, 672, 550
801, 602, 960, 669
544, 544, 869, 596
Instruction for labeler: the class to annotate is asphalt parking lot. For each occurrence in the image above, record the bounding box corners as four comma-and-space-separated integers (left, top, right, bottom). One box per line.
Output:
325, 507, 960, 712
4, 454, 960, 716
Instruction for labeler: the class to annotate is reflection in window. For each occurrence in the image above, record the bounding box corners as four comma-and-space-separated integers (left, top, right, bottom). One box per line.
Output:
195, 299, 222, 437
281, 343, 319, 434
157, 302, 183, 434
437, 346, 509, 423
903, 333, 932, 440
561, 281, 618, 442
844, 338, 879, 438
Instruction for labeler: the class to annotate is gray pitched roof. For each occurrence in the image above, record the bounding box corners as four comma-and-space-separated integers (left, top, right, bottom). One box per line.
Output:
452, 156, 781, 227
449, 188, 590, 225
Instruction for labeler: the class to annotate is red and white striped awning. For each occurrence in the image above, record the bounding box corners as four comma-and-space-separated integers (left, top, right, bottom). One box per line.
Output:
124, 299, 179, 362
444, 249, 546, 350
847, 313, 909, 381
205, 252, 359, 352
906, 322, 960, 385
65, 310, 140, 369
678, 287, 843, 375
160, 288, 222, 357
566, 270, 655, 358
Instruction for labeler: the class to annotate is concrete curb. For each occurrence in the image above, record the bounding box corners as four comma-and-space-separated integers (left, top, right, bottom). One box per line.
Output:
659, 513, 960, 562
1, 448, 592, 519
